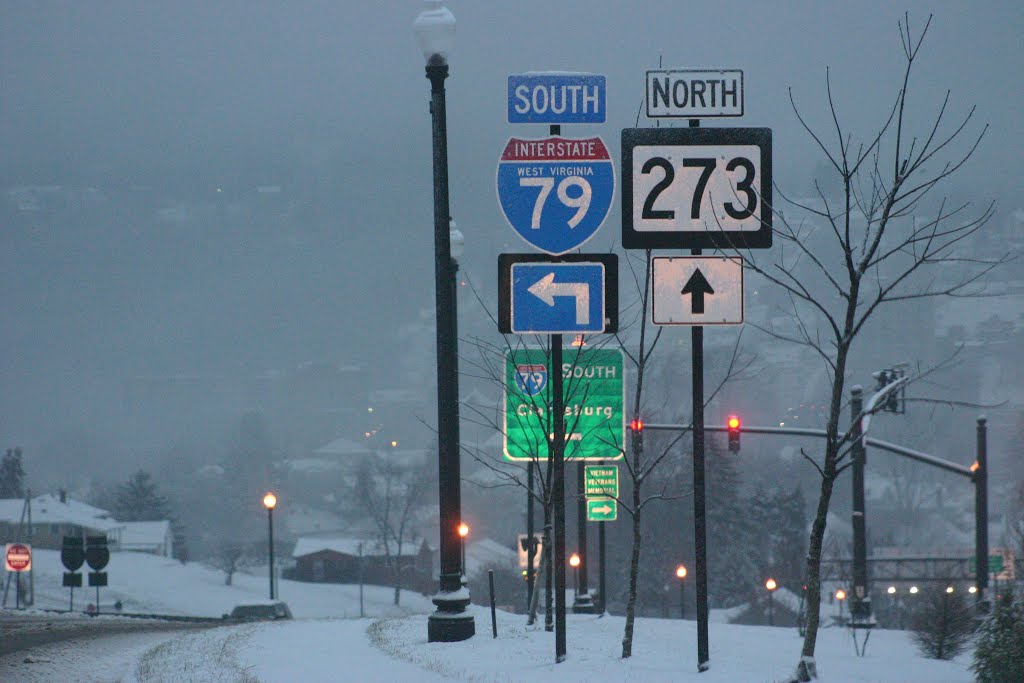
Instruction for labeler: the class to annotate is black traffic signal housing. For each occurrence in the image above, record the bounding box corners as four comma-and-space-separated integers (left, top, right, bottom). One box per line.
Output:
629, 417, 644, 449
727, 415, 741, 452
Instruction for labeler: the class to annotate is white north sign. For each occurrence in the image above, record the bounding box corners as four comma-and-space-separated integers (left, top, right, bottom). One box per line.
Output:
651, 256, 744, 325
646, 69, 743, 118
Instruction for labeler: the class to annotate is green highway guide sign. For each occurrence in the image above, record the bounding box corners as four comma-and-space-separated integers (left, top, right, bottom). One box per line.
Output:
587, 498, 617, 521
503, 348, 624, 462
585, 465, 618, 498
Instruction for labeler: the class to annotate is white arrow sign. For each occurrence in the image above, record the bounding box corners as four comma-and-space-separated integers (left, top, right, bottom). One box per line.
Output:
527, 272, 591, 325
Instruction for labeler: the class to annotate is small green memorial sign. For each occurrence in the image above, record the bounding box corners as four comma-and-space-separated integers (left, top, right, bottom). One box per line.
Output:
503, 348, 624, 462
585, 465, 618, 498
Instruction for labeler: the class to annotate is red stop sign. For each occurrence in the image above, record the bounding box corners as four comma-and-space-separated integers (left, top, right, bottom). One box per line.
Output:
5, 543, 32, 572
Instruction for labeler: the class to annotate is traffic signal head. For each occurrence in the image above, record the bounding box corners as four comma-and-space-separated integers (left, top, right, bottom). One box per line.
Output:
629, 418, 644, 432
727, 415, 741, 452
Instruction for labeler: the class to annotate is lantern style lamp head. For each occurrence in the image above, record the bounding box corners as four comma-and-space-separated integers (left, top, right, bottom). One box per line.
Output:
969, 586, 978, 594
945, 585, 955, 594
835, 588, 847, 601
909, 585, 919, 595
676, 565, 687, 579
263, 492, 277, 510
450, 219, 465, 262
569, 553, 581, 568
413, 1, 455, 66
765, 578, 777, 591
887, 585, 897, 595
457, 522, 469, 538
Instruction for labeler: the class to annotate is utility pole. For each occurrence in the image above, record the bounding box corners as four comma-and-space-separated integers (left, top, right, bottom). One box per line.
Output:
975, 416, 989, 613
850, 387, 872, 626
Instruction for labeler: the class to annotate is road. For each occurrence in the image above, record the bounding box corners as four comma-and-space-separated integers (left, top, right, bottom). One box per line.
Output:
0, 611, 221, 682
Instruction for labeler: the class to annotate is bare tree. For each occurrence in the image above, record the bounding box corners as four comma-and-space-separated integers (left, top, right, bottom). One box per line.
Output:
356, 448, 433, 606
209, 539, 256, 586
738, 15, 1006, 681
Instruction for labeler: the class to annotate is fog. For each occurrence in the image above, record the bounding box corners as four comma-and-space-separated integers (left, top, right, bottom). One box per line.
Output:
1, 2, 1021, 565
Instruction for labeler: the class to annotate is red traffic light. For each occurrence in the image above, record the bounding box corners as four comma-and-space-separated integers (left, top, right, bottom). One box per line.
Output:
630, 418, 644, 432
727, 415, 741, 452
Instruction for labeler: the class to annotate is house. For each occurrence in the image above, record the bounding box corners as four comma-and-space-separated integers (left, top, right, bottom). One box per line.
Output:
119, 520, 174, 557
286, 536, 434, 594
0, 492, 124, 550
0, 493, 174, 557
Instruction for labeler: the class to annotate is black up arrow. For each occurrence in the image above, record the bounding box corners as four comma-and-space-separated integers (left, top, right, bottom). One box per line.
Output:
681, 269, 714, 314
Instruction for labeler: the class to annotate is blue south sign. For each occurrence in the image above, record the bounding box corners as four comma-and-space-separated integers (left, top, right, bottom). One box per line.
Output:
507, 73, 606, 124
496, 136, 615, 255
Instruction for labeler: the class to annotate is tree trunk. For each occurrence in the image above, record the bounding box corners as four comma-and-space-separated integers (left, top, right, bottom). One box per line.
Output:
621, 502, 642, 658
792, 341, 852, 681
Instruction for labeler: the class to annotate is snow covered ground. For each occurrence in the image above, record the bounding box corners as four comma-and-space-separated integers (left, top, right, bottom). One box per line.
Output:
5, 551, 975, 682
21, 549, 434, 618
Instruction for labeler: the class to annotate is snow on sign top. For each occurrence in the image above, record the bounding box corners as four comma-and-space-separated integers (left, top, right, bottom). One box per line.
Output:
507, 73, 606, 124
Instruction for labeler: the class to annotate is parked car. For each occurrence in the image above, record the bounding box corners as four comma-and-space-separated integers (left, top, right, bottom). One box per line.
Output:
222, 600, 293, 621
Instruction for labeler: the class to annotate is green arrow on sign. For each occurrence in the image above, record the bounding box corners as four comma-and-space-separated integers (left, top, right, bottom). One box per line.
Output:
587, 497, 617, 522
585, 465, 618, 498
503, 348, 625, 462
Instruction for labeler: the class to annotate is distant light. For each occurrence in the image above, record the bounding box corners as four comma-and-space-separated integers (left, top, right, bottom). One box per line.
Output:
909, 586, 919, 595
391, 440, 398, 448
571, 334, 587, 347
364, 432, 371, 438
970, 461, 980, 472
676, 565, 687, 579
835, 589, 846, 601
368, 407, 374, 413
887, 586, 896, 595
946, 586, 955, 594
727, 415, 740, 430
457, 522, 469, 538
765, 578, 777, 591
969, 586, 977, 594
569, 553, 581, 568
263, 492, 277, 510
779, 422, 785, 427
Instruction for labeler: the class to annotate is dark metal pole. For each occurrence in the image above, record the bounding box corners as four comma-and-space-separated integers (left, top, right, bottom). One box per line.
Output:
680, 579, 685, 620
268, 505, 276, 602
527, 461, 535, 611
850, 387, 871, 625
425, 58, 473, 643
489, 569, 498, 638
975, 416, 989, 612
599, 519, 607, 615
689, 117, 709, 673
573, 463, 593, 612
552, 332, 567, 662
359, 542, 365, 618
769, 590, 774, 626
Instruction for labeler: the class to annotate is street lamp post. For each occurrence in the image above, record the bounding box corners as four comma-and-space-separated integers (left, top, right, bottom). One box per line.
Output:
415, 0, 474, 642
262, 492, 277, 600
570, 553, 581, 598
836, 588, 847, 621
676, 565, 687, 619
458, 522, 469, 583
765, 578, 777, 626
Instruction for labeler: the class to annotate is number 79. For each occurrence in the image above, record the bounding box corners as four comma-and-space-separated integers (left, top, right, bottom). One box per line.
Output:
520, 176, 592, 229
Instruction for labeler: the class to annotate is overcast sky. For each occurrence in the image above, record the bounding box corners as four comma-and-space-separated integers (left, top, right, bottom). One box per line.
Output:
1, 1, 1021, 467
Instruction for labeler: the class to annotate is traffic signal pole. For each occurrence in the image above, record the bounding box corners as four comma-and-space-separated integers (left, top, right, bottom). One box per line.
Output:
850, 387, 872, 627
975, 417, 989, 612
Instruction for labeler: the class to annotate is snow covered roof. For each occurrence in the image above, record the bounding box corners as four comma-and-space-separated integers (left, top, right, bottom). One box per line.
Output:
120, 521, 170, 548
292, 536, 424, 559
465, 538, 517, 576
0, 494, 123, 531
313, 437, 372, 457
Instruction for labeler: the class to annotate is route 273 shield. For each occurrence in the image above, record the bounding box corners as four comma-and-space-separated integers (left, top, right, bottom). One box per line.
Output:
497, 136, 615, 255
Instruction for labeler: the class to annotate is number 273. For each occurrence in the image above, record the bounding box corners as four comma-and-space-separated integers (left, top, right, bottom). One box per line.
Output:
641, 156, 757, 221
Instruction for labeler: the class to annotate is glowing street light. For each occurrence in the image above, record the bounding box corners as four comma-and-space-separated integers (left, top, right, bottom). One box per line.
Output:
570, 553, 581, 597
676, 565, 688, 619
909, 585, 919, 595
263, 492, 277, 600
946, 585, 955, 594
457, 522, 470, 579
765, 578, 778, 626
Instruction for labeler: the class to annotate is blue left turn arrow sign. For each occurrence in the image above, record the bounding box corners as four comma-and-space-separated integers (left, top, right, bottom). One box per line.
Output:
511, 262, 605, 334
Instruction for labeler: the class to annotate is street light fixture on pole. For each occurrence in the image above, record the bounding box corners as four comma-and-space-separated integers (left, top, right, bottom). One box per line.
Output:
765, 578, 777, 626
570, 553, 581, 598
458, 521, 470, 583
676, 565, 687, 620
262, 492, 277, 601
414, 0, 474, 642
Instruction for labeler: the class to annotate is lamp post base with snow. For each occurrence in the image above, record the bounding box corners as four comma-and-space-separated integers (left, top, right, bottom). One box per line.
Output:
416, 0, 474, 643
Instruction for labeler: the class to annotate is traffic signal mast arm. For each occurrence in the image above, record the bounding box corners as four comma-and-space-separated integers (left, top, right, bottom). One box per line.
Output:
641, 423, 975, 479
